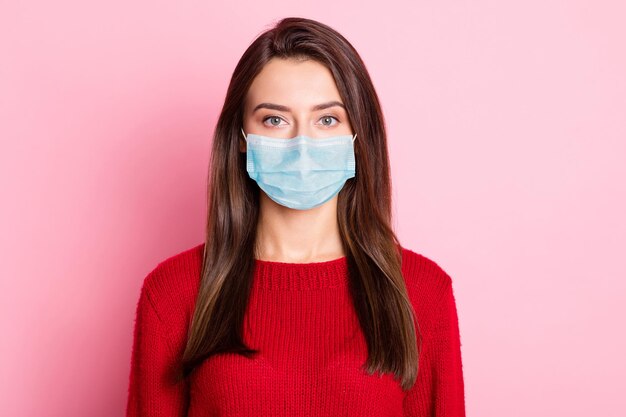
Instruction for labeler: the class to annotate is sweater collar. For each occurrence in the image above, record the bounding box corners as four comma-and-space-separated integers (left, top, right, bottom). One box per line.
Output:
252, 256, 349, 290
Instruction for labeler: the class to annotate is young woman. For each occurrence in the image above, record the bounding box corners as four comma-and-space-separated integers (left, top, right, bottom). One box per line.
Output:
126, 17, 466, 417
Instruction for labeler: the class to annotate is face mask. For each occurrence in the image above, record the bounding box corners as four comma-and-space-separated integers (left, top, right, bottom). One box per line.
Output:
241, 127, 357, 210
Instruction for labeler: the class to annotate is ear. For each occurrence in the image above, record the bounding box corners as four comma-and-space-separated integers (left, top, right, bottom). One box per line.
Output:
239, 138, 247, 153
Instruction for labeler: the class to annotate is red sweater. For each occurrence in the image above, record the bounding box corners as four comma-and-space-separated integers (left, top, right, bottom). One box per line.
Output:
126, 243, 466, 416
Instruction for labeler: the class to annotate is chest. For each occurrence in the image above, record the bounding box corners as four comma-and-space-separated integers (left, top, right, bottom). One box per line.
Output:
186, 288, 407, 417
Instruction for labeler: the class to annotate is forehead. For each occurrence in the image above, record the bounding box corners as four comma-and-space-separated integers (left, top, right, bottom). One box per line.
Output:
245, 58, 343, 110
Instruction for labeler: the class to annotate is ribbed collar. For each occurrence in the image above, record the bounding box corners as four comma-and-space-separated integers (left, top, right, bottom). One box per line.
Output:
252, 256, 349, 290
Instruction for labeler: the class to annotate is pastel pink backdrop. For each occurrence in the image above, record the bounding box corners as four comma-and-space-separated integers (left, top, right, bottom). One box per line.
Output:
1, 1, 624, 416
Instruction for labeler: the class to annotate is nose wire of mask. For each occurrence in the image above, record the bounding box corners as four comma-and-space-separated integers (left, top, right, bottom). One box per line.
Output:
240, 128, 356, 210
241, 127, 356, 143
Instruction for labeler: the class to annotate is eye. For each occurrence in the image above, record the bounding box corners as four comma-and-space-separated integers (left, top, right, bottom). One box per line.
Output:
318, 115, 340, 127
262, 116, 287, 127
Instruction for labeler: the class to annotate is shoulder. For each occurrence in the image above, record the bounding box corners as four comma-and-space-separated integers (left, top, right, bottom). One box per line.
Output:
140, 242, 204, 323
400, 245, 453, 291
399, 245, 455, 327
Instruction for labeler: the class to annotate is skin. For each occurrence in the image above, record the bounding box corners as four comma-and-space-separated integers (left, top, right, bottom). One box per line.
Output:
240, 57, 354, 263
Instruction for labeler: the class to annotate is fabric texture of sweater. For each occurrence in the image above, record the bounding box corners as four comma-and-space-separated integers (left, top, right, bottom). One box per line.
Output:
125, 243, 466, 416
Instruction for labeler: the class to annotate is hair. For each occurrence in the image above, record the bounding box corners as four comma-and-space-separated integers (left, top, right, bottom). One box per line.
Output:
180, 16, 421, 391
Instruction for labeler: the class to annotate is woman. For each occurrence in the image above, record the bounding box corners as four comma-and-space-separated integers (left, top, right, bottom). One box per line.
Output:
126, 17, 465, 417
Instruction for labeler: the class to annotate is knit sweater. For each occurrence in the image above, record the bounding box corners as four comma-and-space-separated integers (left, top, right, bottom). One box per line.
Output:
125, 243, 466, 416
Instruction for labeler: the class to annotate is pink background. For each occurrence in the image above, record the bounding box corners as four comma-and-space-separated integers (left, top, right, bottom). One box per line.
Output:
1, 1, 625, 416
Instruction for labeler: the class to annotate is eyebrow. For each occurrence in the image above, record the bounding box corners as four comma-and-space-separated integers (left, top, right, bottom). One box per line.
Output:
252, 101, 346, 113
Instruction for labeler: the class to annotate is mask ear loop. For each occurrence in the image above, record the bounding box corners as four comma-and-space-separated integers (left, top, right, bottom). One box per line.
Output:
351, 133, 357, 143
241, 127, 247, 140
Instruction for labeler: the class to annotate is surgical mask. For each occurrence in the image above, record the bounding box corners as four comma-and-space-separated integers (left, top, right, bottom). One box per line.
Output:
241, 127, 357, 210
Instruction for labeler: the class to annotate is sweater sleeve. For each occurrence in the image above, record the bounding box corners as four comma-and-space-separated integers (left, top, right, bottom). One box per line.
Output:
126, 284, 189, 416
403, 279, 466, 416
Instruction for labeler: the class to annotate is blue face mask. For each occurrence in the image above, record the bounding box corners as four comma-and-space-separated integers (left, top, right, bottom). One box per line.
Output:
241, 127, 357, 210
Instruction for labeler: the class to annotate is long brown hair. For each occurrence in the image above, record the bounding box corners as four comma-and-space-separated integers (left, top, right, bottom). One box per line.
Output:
181, 16, 421, 391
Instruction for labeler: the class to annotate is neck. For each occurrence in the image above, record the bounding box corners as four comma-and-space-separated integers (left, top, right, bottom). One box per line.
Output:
254, 193, 345, 263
